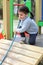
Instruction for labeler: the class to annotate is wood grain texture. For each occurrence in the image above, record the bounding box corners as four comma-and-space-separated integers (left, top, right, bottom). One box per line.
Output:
0, 39, 43, 65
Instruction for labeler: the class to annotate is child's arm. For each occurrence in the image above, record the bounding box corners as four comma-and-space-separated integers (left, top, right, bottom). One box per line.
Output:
16, 19, 31, 33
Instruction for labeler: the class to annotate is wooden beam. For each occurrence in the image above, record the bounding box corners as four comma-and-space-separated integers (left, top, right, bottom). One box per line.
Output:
35, 0, 42, 22
35, 0, 42, 34
3, 0, 10, 39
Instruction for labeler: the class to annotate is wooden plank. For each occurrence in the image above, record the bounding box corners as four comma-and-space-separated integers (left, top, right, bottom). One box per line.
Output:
0, 48, 42, 65
0, 48, 38, 65
0, 54, 4, 61
0, 39, 43, 65
14, 43, 43, 54
2, 62, 10, 65
0, 43, 42, 59
0, 39, 43, 54
0, 39, 12, 44
3, 57, 31, 65
0, 55, 30, 65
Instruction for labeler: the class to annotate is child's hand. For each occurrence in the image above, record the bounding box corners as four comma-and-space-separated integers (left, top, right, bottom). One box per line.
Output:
14, 30, 20, 35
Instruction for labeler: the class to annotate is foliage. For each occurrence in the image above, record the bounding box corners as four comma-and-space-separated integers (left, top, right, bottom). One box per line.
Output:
0, 0, 3, 8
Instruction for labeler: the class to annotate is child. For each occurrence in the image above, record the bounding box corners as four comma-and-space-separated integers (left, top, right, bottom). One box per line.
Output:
15, 6, 38, 45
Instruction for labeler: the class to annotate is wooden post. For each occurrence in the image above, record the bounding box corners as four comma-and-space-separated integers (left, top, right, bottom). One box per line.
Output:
35, 0, 42, 34
3, 0, 10, 39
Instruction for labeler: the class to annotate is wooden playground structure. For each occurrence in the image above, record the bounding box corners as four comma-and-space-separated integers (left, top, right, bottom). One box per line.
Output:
0, 39, 43, 65
0, 0, 43, 65
3, 0, 42, 39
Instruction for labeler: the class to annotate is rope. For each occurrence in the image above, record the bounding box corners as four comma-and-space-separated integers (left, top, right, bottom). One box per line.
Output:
0, 35, 16, 65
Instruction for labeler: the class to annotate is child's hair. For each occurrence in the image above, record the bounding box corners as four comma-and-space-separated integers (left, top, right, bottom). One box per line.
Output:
30, 11, 34, 19
19, 6, 34, 19
19, 6, 29, 14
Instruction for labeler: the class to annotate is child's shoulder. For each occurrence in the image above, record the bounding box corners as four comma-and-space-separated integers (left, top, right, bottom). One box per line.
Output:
26, 16, 32, 21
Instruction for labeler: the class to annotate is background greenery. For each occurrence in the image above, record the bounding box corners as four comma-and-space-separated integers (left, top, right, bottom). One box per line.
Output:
0, 0, 3, 9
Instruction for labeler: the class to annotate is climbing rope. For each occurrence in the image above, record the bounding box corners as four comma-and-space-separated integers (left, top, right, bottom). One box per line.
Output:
0, 35, 16, 65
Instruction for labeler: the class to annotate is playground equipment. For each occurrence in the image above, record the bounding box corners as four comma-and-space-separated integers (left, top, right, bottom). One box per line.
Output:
3, 0, 42, 39
0, 39, 43, 65
9, 0, 13, 39
0, 0, 43, 64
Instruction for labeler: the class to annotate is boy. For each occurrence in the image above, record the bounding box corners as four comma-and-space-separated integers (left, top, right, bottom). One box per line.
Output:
15, 6, 38, 45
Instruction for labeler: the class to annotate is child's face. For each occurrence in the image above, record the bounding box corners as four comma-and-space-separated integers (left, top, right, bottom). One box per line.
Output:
18, 11, 27, 20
